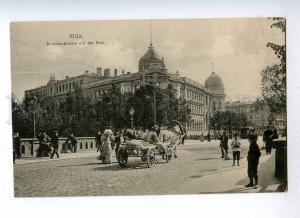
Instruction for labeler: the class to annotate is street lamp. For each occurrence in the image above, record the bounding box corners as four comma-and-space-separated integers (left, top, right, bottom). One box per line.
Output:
153, 82, 159, 125
129, 107, 135, 129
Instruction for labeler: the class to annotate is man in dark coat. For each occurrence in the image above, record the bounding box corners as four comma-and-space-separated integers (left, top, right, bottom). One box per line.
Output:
246, 134, 261, 187
219, 131, 229, 158
95, 130, 102, 152
263, 126, 274, 154
14, 132, 22, 159
36, 132, 51, 157
67, 133, 78, 153
50, 131, 59, 159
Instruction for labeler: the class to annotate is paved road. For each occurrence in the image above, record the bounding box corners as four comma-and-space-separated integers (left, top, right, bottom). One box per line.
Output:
14, 138, 279, 197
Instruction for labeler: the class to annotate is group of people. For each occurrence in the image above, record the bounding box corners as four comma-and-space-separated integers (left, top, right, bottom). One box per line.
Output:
218, 125, 284, 188
95, 125, 182, 164
218, 129, 262, 188
36, 131, 78, 158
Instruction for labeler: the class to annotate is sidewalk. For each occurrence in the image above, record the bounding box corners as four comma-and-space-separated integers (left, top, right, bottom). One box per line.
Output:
14, 150, 99, 165
175, 152, 282, 194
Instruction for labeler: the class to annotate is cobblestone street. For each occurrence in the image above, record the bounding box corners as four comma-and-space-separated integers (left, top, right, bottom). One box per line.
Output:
14, 139, 280, 197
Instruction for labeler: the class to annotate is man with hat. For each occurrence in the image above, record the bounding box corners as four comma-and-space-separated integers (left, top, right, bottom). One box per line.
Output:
66, 133, 78, 153
263, 125, 274, 154
50, 131, 59, 159
246, 134, 261, 187
219, 131, 229, 159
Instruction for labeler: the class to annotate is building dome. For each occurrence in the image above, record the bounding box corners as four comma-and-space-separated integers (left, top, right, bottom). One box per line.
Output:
141, 43, 161, 62
205, 72, 224, 93
139, 43, 166, 71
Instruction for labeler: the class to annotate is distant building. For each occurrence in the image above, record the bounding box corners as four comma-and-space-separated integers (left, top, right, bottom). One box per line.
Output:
25, 42, 226, 136
225, 100, 286, 134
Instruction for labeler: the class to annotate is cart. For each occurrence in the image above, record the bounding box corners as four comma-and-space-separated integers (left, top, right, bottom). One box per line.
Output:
117, 121, 184, 168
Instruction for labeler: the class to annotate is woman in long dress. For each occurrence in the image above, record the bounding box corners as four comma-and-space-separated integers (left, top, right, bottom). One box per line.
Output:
100, 129, 114, 164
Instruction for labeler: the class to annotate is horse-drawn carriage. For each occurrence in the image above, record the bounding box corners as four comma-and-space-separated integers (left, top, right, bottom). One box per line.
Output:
117, 121, 185, 168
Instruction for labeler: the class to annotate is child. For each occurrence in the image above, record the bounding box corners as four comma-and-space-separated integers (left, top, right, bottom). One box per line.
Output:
246, 134, 261, 187
231, 134, 241, 166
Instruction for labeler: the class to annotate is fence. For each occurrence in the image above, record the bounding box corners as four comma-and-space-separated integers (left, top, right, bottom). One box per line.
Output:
20, 137, 96, 157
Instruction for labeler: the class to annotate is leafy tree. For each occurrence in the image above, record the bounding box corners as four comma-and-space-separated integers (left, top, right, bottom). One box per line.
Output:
209, 111, 249, 133
261, 17, 286, 113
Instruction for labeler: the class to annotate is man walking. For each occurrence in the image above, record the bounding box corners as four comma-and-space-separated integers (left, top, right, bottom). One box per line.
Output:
67, 133, 78, 153
219, 131, 229, 159
96, 130, 102, 152
50, 131, 59, 159
263, 126, 274, 154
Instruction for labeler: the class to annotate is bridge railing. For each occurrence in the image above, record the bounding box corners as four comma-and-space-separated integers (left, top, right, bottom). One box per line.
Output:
20, 137, 96, 157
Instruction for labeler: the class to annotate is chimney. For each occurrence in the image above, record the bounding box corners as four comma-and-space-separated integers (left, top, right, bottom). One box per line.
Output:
104, 68, 110, 77
114, 69, 117, 77
127, 72, 130, 75
85, 70, 89, 74
96, 67, 102, 77
122, 69, 125, 74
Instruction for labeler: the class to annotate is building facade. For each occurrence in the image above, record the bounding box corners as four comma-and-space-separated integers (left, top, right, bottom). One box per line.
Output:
25, 43, 226, 136
225, 100, 286, 134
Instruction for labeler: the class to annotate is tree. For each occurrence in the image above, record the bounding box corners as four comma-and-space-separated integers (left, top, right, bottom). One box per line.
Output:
209, 111, 249, 133
261, 17, 286, 113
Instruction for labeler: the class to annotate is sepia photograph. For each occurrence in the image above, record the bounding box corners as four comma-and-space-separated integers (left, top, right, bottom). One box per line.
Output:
10, 18, 287, 197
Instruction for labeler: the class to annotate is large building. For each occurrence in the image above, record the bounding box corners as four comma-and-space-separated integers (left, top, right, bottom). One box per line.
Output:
25, 42, 226, 136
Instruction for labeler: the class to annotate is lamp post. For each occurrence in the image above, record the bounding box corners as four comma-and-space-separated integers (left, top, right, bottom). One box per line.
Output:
129, 107, 135, 129
153, 82, 159, 125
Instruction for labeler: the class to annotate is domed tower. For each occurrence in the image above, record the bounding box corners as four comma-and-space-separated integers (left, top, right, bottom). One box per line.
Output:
139, 43, 166, 72
205, 71, 226, 114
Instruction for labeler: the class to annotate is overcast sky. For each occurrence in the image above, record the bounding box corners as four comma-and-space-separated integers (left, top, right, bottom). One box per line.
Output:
10, 18, 284, 101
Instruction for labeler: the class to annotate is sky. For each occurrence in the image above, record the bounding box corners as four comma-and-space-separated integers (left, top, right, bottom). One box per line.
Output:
10, 18, 284, 101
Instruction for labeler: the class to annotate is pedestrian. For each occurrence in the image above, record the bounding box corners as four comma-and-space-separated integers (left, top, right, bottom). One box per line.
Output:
231, 134, 241, 166
14, 132, 22, 159
50, 131, 60, 159
114, 130, 121, 158
207, 132, 211, 142
263, 126, 273, 154
147, 126, 159, 144
67, 133, 78, 153
13, 133, 17, 164
200, 132, 204, 142
245, 134, 261, 187
95, 130, 102, 152
272, 128, 279, 140
219, 131, 229, 159
100, 127, 114, 164
36, 132, 51, 157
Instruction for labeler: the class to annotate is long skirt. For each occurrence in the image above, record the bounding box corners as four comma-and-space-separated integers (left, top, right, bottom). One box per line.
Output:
100, 141, 112, 164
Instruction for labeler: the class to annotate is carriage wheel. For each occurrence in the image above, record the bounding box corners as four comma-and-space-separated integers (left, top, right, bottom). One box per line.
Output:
146, 148, 156, 168
117, 148, 128, 167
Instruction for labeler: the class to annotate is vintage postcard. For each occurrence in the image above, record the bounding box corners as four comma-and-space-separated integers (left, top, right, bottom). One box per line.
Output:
11, 18, 287, 197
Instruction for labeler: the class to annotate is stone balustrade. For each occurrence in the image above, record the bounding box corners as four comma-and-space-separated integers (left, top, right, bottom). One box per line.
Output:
20, 137, 96, 157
